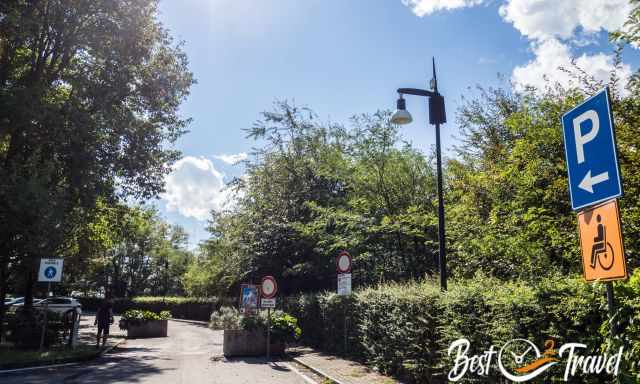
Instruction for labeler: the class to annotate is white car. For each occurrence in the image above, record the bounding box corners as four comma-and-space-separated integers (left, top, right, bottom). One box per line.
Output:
4, 297, 25, 306
12, 297, 82, 316
35, 297, 82, 315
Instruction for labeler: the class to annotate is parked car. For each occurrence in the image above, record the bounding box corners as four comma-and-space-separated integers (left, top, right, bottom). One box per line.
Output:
12, 297, 81, 315
35, 297, 82, 315
4, 297, 25, 306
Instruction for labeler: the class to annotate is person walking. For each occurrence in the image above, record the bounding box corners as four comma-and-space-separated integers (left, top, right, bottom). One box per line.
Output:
94, 300, 113, 348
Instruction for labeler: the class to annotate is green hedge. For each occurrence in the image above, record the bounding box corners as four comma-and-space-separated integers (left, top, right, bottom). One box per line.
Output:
284, 273, 640, 383
78, 296, 234, 322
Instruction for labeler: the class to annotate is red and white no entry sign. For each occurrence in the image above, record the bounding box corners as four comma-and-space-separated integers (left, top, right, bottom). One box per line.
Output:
336, 251, 352, 273
261, 276, 278, 299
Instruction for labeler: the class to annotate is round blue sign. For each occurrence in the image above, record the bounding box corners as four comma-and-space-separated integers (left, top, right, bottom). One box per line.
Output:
44, 266, 57, 279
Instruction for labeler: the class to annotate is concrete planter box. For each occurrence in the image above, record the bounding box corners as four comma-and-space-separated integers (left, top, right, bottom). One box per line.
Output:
127, 319, 168, 338
223, 329, 285, 357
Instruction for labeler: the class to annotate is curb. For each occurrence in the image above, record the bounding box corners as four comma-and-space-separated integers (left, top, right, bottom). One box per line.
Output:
283, 362, 320, 384
170, 318, 209, 326
0, 338, 125, 374
100, 337, 126, 356
291, 356, 348, 384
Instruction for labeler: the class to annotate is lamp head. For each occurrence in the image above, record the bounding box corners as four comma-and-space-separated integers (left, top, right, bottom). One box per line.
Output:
391, 95, 412, 125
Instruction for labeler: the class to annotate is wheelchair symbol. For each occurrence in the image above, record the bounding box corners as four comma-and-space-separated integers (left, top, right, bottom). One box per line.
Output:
590, 215, 614, 270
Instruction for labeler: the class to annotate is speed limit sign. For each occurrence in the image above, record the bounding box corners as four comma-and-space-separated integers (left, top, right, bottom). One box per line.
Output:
336, 251, 352, 273
261, 276, 278, 299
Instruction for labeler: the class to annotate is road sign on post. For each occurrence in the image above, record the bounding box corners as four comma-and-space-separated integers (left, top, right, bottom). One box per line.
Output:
336, 251, 352, 274
38, 258, 63, 351
261, 298, 276, 308
577, 199, 627, 282
239, 284, 258, 316
260, 276, 278, 299
561, 87, 623, 210
336, 250, 352, 296
337, 273, 352, 296
38, 258, 63, 282
260, 276, 278, 361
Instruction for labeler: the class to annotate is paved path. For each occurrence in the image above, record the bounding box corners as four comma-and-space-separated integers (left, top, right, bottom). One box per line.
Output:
1, 320, 312, 384
78, 313, 125, 348
290, 347, 402, 384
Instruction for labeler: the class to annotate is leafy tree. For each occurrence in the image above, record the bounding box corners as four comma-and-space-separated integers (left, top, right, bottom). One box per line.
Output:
193, 51, 640, 297
0, 0, 194, 328
188, 102, 440, 296
71, 201, 194, 297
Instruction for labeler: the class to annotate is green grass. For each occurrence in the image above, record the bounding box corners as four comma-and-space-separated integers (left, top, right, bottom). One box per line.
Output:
0, 345, 99, 369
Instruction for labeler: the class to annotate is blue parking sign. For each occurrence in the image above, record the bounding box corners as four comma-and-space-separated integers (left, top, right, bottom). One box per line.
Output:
562, 87, 622, 210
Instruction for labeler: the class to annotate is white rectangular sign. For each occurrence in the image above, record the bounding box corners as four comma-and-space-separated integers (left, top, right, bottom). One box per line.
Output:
261, 298, 276, 308
38, 258, 64, 282
337, 273, 352, 296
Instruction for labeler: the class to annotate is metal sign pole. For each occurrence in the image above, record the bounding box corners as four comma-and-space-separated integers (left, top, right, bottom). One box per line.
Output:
266, 307, 271, 360
344, 306, 348, 355
39, 282, 51, 351
606, 282, 616, 336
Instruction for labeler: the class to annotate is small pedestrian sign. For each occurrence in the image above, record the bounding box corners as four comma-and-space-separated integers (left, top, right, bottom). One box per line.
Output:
561, 87, 622, 210
38, 258, 63, 282
577, 200, 627, 282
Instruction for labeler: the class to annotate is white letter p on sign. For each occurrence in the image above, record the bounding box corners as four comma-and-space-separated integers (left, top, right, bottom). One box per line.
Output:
573, 110, 599, 164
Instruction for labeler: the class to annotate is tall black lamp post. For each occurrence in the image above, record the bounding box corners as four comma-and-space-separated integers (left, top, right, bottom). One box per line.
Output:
391, 57, 448, 290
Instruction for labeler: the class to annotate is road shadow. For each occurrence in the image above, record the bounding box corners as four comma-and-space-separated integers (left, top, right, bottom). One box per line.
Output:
217, 356, 292, 372
74, 345, 175, 383
0, 348, 172, 384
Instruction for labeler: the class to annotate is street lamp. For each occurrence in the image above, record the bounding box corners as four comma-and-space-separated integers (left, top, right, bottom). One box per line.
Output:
391, 57, 448, 291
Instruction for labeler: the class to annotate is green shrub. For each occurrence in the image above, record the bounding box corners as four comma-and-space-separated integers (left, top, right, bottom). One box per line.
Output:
358, 281, 441, 382
285, 274, 638, 383
209, 306, 241, 330
78, 296, 230, 321
120, 309, 171, 328
237, 310, 302, 344
270, 312, 301, 343
240, 312, 267, 332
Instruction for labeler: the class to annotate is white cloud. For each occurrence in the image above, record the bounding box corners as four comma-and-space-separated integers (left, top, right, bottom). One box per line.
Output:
401, 0, 486, 16
214, 152, 248, 165
162, 156, 234, 221
400, 0, 635, 94
511, 39, 632, 94
499, 0, 632, 41
497, 0, 633, 94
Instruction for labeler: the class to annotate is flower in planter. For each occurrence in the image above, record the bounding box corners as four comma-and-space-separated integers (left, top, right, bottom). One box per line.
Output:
239, 311, 301, 344
120, 309, 171, 329
269, 312, 301, 344
210, 306, 242, 330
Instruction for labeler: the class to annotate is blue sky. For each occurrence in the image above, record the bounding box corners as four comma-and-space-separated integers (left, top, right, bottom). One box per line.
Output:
151, 0, 640, 247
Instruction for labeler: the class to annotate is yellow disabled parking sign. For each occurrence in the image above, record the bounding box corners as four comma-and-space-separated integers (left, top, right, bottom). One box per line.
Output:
577, 200, 627, 282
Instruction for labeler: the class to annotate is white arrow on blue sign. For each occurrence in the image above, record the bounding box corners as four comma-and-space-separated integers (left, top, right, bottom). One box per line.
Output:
561, 87, 623, 211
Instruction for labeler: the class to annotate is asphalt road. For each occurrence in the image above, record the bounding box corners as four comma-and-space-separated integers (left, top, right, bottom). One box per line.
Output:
1, 320, 314, 384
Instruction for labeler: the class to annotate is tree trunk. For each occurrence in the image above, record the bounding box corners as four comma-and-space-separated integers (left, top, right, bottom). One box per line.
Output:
0, 251, 8, 342
24, 264, 34, 309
